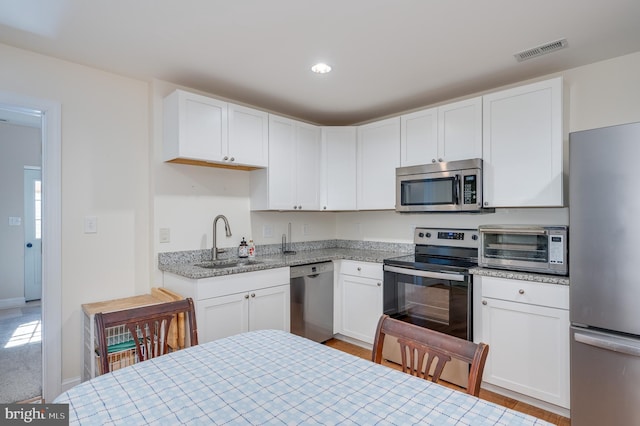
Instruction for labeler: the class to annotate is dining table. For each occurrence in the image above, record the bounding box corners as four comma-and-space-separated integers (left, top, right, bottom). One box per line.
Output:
54, 329, 552, 425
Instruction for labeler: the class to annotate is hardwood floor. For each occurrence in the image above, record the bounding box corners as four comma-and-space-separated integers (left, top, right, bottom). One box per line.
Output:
324, 338, 570, 426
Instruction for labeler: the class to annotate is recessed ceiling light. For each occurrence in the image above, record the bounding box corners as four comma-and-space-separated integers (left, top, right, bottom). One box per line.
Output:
311, 63, 332, 74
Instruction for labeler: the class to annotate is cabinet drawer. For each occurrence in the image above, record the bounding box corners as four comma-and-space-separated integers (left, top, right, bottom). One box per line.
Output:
480, 276, 568, 310
340, 260, 383, 280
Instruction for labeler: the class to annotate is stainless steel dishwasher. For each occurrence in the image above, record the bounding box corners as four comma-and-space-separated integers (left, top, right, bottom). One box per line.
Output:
290, 261, 334, 343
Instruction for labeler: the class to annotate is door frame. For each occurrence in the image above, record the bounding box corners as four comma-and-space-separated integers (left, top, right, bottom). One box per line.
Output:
0, 92, 62, 402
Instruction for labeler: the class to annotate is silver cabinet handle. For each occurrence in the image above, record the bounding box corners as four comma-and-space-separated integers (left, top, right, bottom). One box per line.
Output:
484, 201, 489, 206
482, 300, 487, 305
438, 158, 443, 162
377, 282, 381, 287
357, 267, 361, 271
293, 206, 297, 209
431, 158, 436, 163
223, 156, 229, 160
298, 205, 302, 209
519, 289, 525, 294
323, 206, 327, 210
229, 157, 234, 162
251, 293, 256, 298
244, 294, 249, 299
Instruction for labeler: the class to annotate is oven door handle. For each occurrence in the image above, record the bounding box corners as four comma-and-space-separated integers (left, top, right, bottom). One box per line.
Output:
384, 265, 465, 282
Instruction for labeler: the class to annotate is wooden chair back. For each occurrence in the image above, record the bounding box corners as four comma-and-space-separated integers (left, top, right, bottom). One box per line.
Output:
371, 314, 489, 397
95, 298, 198, 375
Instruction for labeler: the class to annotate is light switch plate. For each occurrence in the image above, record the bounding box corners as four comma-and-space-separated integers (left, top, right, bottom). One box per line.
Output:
84, 216, 97, 234
8, 217, 21, 226
159, 228, 170, 243
262, 225, 273, 238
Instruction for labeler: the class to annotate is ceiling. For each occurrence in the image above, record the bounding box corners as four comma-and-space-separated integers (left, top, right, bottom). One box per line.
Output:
0, 0, 639, 125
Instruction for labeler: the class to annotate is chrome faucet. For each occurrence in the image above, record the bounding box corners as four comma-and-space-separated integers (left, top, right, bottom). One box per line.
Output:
212, 215, 232, 260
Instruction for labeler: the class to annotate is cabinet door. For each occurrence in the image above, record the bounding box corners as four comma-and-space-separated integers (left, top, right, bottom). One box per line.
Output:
197, 293, 249, 343
438, 96, 482, 162
267, 115, 297, 209
248, 284, 291, 333
295, 122, 321, 210
320, 127, 357, 210
482, 77, 563, 207
400, 107, 438, 166
339, 274, 383, 344
163, 89, 228, 162
481, 297, 570, 408
228, 103, 268, 167
357, 117, 400, 210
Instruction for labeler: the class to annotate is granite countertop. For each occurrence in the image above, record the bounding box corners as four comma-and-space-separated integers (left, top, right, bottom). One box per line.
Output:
159, 240, 412, 280
470, 266, 570, 286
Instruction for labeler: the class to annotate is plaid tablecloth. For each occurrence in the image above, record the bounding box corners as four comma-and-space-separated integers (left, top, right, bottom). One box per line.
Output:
55, 329, 552, 425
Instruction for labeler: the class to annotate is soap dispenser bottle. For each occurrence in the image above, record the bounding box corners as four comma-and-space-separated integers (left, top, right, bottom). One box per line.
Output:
238, 237, 249, 258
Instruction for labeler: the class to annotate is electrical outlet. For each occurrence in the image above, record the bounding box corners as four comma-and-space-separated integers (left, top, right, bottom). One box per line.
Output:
263, 225, 273, 238
8, 217, 21, 226
303, 223, 311, 236
159, 228, 170, 243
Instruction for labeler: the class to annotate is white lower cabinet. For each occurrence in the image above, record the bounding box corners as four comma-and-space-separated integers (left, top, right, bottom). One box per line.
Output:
335, 260, 383, 344
474, 275, 570, 410
163, 267, 290, 343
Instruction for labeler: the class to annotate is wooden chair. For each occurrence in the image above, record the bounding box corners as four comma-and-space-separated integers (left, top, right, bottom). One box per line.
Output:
95, 298, 198, 375
371, 314, 489, 397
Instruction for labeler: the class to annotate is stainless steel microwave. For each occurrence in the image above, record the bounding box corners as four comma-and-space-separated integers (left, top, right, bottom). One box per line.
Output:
395, 158, 490, 213
479, 225, 569, 276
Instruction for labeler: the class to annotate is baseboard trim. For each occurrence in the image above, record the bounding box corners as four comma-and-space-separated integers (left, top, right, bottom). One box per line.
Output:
59, 377, 81, 395
481, 382, 570, 418
0, 297, 26, 309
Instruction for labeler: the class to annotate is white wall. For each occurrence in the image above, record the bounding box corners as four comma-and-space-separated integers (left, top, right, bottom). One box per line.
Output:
0, 42, 150, 382
0, 122, 41, 302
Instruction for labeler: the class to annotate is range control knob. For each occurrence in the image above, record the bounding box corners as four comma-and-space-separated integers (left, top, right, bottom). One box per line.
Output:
425, 232, 431, 238
418, 232, 424, 238
471, 234, 479, 241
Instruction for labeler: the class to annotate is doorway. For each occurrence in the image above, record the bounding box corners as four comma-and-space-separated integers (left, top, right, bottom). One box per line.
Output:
24, 167, 42, 302
0, 93, 61, 402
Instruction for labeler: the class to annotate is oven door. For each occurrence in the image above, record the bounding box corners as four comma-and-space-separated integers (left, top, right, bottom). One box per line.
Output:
383, 265, 471, 341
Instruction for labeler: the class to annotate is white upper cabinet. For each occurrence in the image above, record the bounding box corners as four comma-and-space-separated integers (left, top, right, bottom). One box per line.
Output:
320, 127, 357, 211
163, 90, 268, 169
250, 115, 320, 211
401, 107, 438, 166
227, 103, 269, 168
400, 97, 482, 166
357, 117, 400, 210
482, 77, 563, 207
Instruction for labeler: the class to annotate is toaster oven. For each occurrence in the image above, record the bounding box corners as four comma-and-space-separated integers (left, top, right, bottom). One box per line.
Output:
478, 225, 568, 276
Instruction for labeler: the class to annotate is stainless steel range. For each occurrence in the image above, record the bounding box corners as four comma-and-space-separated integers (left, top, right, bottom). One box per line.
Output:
382, 227, 479, 387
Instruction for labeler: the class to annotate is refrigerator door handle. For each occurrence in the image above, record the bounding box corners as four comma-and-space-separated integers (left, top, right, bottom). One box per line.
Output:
574, 331, 640, 357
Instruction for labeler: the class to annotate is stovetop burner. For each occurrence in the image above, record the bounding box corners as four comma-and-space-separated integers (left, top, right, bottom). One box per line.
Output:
384, 227, 479, 272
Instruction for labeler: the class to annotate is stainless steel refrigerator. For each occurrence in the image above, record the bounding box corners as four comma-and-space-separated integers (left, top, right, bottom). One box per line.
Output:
570, 121, 640, 425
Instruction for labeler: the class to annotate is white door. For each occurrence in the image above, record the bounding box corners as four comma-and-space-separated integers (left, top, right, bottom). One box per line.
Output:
248, 285, 291, 332
24, 167, 42, 302
340, 275, 383, 344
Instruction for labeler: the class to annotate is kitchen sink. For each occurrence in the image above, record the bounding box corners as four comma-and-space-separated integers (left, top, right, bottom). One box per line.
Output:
195, 259, 263, 269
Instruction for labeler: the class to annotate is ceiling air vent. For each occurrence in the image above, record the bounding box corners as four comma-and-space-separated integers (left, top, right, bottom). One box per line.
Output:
514, 38, 568, 62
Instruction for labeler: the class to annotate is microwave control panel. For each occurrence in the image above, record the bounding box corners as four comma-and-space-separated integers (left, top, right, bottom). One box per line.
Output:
462, 174, 477, 205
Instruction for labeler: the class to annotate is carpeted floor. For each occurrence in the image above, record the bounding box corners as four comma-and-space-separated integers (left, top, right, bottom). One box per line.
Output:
0, 302, 42, 403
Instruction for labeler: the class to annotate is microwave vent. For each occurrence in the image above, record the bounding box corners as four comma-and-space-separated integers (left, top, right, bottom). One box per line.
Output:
514, 38, 568, 62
